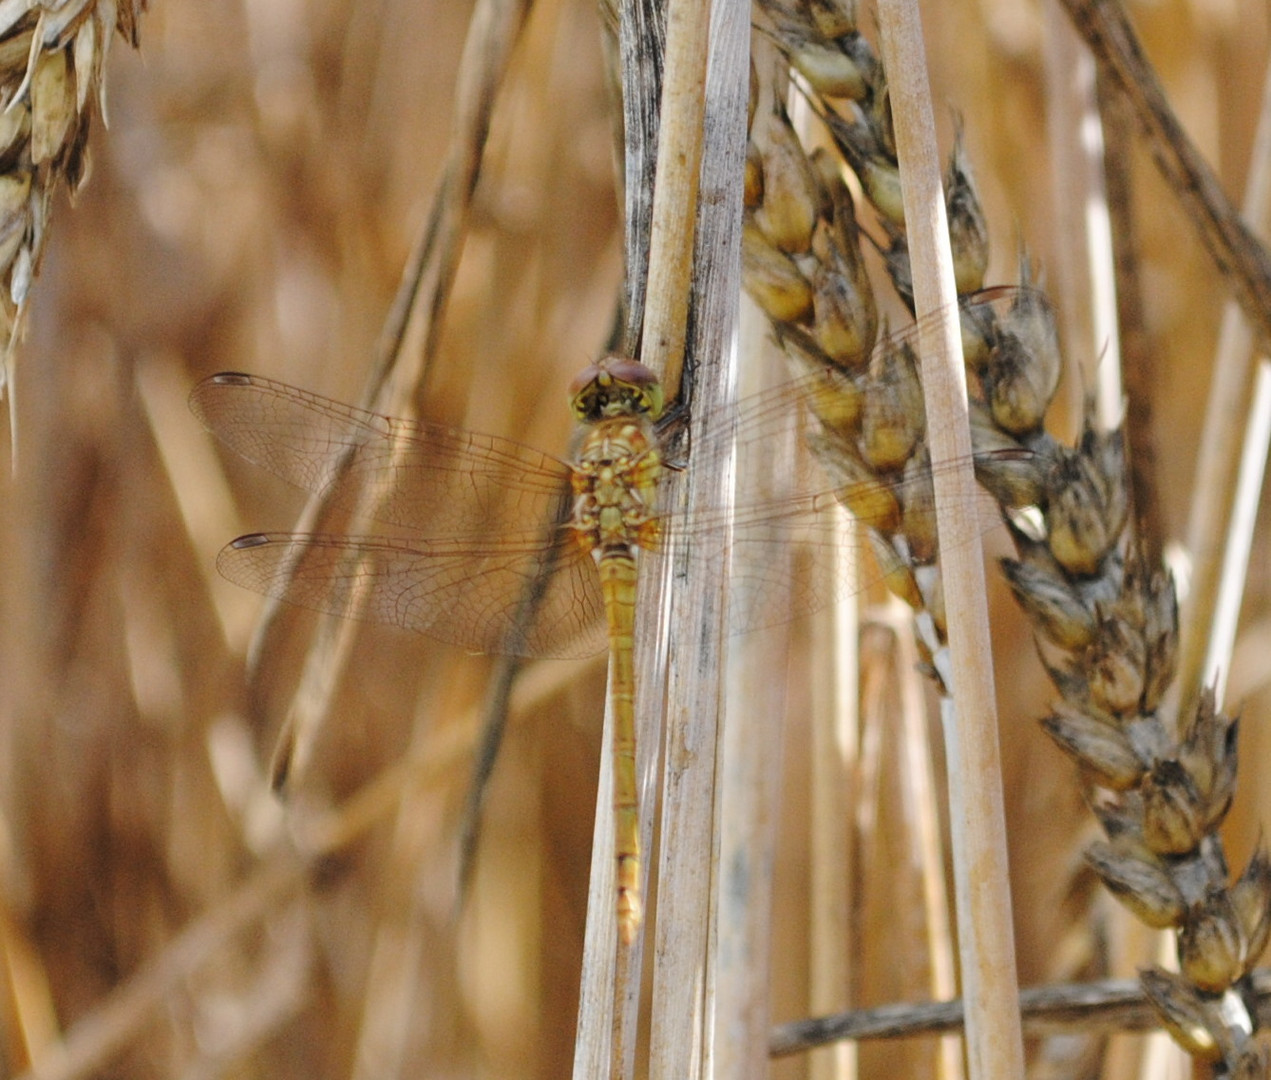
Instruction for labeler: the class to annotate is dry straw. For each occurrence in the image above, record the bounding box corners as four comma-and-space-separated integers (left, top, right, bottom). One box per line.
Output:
4, 1, 1271, 1079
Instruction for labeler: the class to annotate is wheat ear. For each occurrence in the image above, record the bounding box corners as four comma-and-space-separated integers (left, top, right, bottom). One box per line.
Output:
0, 1, 145, 404
744, 1, 1271, 1073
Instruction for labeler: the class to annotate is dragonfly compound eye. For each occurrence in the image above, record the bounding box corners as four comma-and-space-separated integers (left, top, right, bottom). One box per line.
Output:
569, 356, 664, 422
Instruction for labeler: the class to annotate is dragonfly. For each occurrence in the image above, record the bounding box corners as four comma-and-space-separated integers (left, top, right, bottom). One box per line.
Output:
190, 287, 1044, 946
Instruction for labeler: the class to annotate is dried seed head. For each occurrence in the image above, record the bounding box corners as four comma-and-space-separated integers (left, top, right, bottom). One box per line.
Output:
0, 98, 30, 165
1139, 965, 1224, 1061
1177, 689, 1238, 832
867, 529, 922, 608
944, 122, 989, 295
811, 146, 866, 260
835, 33, 880, 102
1075, 546, 1132, 611
742, 215, 814, 323
808, 146, 842, 219
58, 108, 91, 193
778, 324, 866, 431
807, 0, 859, 39
1084, 840, 1185, 928
864, 64, 895, 159
859, 335, 923, 471
809, 219, 877, 369
744, 141, 764, 208
1089, 792, 1144, 844
791, 36, 873, 100
996, 277, 1062, 412
958, 294, 998, 370
1142, 759, 1207, 856
810, 431, 902, 532
1043, 657, 1098, 716
1087, 608, 1148, 716
1045, 430, 1128, 576
1143, 586, 1179, 714
73, 14, 98, 115
1231, 843, 1271, 969
825, 109, 904, 227
1123, 713, 1172, 768
1179, 892, 1246, 993
790, 43, 859, 100
983, 334, 1057, 435
874, 217, 913, 312
0, 170, 30, 268
116, 0, 146, 49
968, 408, 1051, 509
752, 104, 820, 254
915, 562, 947, 639
1228, 1044, 1271, 1080
1041, 701, 1146, 789
757, 0, 870, 98
10, 241, 32, 307
899, 447, 937, 563
31, 47, 76, 166
0, 0, 146, 352
1001, 556, 1096, 649
1114, 557, 1180, 714
986, 337, 1047, 434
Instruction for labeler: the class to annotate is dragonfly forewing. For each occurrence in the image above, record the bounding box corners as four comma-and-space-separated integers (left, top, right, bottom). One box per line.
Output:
190, 372, 576, 539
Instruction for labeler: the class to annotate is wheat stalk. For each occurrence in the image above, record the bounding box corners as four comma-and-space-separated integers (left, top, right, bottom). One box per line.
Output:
772, 967, 1271, 1052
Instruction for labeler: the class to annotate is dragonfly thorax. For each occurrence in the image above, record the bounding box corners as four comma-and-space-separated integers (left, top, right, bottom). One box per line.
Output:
570, 417, 662, 553
568, 355, 664, 423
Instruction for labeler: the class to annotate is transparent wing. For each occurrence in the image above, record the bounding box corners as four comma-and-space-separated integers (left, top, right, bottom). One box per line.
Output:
659, 433, 1014, 637
190, 372, 573, 537
650, 285, 1041, 632
667, 284, 1039, 462
216, 529, 607, 660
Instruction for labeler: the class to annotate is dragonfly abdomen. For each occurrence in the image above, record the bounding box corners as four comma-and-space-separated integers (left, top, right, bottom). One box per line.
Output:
598, 548, 642, 945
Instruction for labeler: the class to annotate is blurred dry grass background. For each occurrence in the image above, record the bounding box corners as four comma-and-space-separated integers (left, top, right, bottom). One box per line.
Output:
0, 0, 1268, 1077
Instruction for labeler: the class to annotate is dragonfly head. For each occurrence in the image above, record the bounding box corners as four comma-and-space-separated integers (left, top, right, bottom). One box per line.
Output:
568, 356, 664, 423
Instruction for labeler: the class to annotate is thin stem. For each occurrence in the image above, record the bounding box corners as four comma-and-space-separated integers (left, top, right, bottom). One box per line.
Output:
891, 610, 961, 1080
647, 0, 748, 1074
254, 0, 533, 790
808, 516, 858, 1080
769, 969, 1271, 1055
638, 0, 712, 399
1056, 0, 1271, 353
572, 684, 622, 1078
1097, 68, 1163, 561
874, 2, 1025, 1078
1177, 53, 1271, 721
1203, 360, 1271, 703
1040, 0, 1122, 428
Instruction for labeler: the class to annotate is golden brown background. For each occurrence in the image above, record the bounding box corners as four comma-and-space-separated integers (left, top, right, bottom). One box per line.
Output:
1, 1, 1269, 1077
